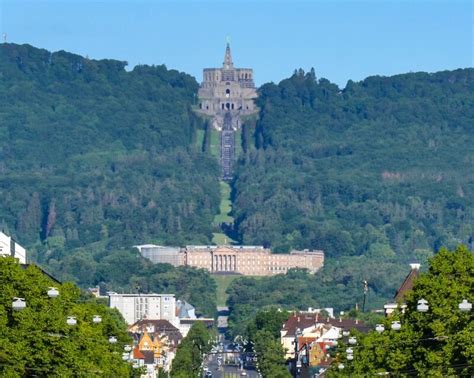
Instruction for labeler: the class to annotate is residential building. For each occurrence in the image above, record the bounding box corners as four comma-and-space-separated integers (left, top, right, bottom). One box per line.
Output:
0, 231, 26, 264
129, 319, 183, 373
108, 293, 177, 325
384, 263, 421, 316
280, 312, 369, 360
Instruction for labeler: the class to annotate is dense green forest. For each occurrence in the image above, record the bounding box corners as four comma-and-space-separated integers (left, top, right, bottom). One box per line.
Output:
227, 67, 473, 324
1, 43, 472, 319
0, 43, 219, 315
235, 68, 473, 255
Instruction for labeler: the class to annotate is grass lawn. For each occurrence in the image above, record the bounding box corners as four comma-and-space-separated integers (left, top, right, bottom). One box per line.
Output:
212, 232, 236, 245
213, 274, 241, 307
209, 127, 220, 157
213, 181, 234, 225
195, 129, 205, 150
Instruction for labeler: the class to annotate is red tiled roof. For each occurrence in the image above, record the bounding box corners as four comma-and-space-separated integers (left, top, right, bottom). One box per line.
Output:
133, 346, 145, 359
394, 268, 420, 302
282, 313, 370, 336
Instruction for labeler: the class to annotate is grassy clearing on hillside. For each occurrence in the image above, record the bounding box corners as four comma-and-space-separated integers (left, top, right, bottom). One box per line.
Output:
213, 181, 234, 225
195, 129, 205, 150
213, 274, 240, 306
212, 232, 236, 245
209, 128, 220, 157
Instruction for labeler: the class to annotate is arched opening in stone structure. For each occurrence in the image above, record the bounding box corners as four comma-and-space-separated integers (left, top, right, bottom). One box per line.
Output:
225, 89, 230, 98
222, 103, 225, 110
231, 103, 234, 110
245, 73, 248, 79
226, 103, 230, 110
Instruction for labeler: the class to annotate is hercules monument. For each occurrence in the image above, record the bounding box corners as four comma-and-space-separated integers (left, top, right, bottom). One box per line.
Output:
195, 42, 258, 180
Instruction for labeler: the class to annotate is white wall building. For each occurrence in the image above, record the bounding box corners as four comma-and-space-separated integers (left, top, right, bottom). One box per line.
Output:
108, 293, 177, 325
0, 231, 26, 264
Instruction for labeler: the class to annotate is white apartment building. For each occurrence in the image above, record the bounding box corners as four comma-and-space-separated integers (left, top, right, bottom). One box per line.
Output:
108, 293, 177, 325
0, 231, 26, 264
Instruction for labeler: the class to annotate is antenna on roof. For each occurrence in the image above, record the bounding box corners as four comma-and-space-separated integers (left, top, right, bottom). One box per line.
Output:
2, 33, 7, 43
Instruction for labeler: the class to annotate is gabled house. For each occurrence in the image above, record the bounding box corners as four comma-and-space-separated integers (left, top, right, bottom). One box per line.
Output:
281, 312, 369, 360
384, 263, 420, 316
129, 319, 183, 373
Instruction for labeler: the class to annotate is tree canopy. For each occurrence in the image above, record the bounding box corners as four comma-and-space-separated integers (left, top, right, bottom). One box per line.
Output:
170, 322, 214, 378
0, 257, 133, 376
328, 245, 473, 376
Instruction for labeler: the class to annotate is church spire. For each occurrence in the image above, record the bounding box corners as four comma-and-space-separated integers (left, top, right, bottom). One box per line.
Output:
223, 41, 233, 69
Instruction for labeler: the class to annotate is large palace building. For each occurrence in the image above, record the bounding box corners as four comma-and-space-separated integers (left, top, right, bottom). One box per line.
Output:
136, 245, 324, 276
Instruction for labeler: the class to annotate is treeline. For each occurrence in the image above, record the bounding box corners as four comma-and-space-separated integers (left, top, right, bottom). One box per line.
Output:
0, 43, 219, 315
0, 43, 219, 249
234, 68, 473, 256
228, 68, 473, 315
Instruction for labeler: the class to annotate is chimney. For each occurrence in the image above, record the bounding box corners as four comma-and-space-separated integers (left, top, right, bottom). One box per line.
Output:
315, 313, 318, 322
297, 316, 300, 322
409, 263, 421, 270
355, 319, 359, 325
339, 317, 342, 322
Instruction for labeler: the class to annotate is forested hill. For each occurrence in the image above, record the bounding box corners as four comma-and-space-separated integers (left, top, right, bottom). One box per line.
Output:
0, 43, 219, 249
236, 68, 473, 255
1, 43, 473, 314
0, 44, 220, 313
231, 68, 473, 308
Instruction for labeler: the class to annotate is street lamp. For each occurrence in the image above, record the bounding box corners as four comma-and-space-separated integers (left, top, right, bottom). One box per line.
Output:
12, 297, 26, 311
92, 315, 102, 324
47, 287, 59, 298
458, 299, 472, 312
342, 330, 350, 337
124, 345, 132, 352
338, 363, 345, 370
66, 316, 77, 326
391, 321, 401, 331
375, 324, 385, 333
122, 353, 129, 361
417, 299, 429, 312
345, 348, 353, 355
109, 336, 117, 344
347, 354, 354, 361
348, 336, 357, 345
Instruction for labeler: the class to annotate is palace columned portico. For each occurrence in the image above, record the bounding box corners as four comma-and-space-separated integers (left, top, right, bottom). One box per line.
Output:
212, 251, 237, 272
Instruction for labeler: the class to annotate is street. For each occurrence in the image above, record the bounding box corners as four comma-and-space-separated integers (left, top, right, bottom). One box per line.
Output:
204, 352, 260, 378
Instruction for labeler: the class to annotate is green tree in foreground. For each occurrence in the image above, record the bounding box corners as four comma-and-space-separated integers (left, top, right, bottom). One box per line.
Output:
0, 257, 132, 377
170, 322, 214, 378
329, 245, 473, 376
246, 308, 291, 378
254, 330, 291, 378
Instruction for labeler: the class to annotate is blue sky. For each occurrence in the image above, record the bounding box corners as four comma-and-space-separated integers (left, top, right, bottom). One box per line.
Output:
1, 0, 472, 87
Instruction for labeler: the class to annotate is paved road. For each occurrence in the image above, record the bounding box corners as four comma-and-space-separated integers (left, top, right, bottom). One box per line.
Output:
204, 352, 260, 378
